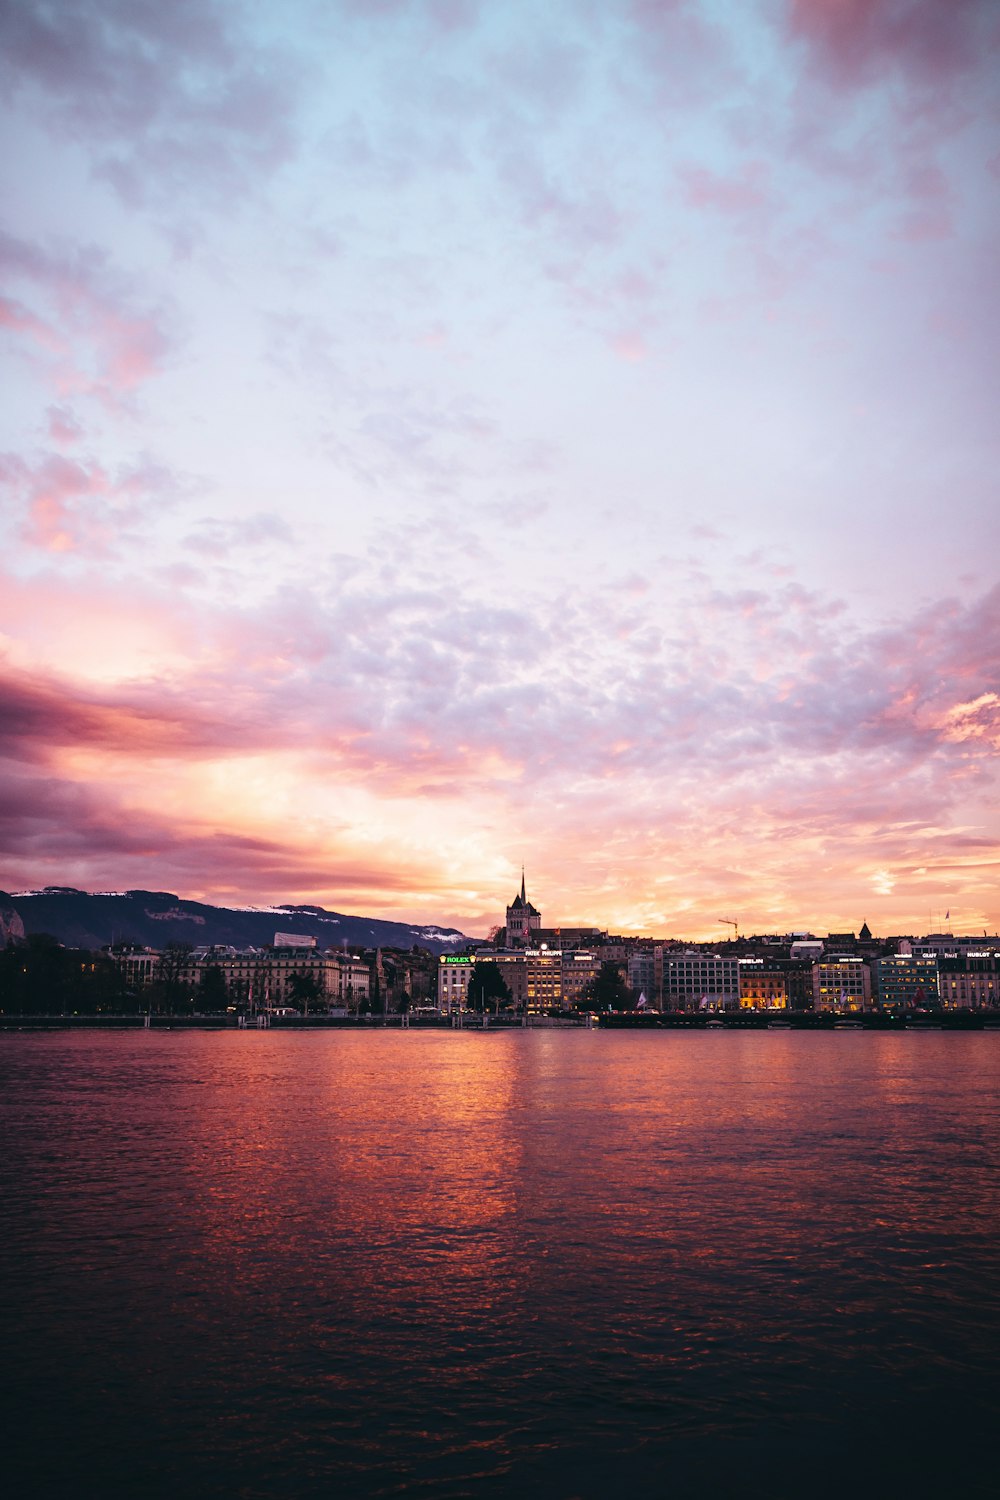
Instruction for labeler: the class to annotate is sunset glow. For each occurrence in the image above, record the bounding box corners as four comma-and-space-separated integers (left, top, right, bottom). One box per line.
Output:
2, 1, 998, 937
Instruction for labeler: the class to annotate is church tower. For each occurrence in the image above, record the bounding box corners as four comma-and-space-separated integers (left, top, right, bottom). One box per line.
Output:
505, 869, 541, 947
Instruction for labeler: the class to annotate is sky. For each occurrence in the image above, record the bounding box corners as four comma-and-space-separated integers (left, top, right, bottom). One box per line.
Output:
1, 0, 999, 941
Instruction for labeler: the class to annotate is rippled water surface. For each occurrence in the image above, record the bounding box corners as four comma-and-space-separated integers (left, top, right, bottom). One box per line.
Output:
3, 1030, 999, 1498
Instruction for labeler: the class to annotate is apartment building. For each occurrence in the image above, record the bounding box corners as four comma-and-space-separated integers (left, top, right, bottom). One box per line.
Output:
872, 954, 939, 1008
113, 946, 370, 1008
662, 953, 740, 1010
812, 958, 872, 1012
738, 960, 789, 1009
937, 953, 998, 1008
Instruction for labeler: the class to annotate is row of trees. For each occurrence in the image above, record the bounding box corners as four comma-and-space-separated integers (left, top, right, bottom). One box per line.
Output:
0, 938, 443, 1017
0, 938, 329, 1016
0, 935, 128, 1015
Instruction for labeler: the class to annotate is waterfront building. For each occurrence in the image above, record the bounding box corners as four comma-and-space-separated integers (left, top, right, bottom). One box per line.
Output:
525, 946, 562, 1010
559, 950, 602, 1009
113, 947, 160, 990
782, 961, 818, 1009
872, 954, 939, 1008
937, 953, 998, 1008
914, 933, 1000, 957
662, 953, 740, 1010
440, 947, 601, 1014
112, 946, 370, 1009
211, 949, 371, 1008
437, 955, 476, 1013
738, 960, 789, 1009
488, 950, 528, 1009
812, 958, 872, 1012
628, 949, 657, 1005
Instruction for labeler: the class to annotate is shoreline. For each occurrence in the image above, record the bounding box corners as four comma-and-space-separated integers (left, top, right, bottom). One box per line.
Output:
2, 1013, 997, 1032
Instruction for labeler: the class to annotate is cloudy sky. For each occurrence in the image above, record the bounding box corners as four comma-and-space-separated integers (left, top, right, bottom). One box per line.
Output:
1, 0, 998, 939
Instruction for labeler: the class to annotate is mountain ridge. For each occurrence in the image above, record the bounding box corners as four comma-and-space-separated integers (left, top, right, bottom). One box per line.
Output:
0, 887, 470, 956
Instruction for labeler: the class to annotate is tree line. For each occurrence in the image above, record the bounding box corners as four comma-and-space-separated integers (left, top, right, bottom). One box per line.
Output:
0, 935, 129, 1015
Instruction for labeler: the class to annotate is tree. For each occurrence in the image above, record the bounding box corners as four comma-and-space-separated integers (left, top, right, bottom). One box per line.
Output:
468, 961, 512, 1013
198, 965, 230, 1013
0, 937, 128, 1015
287, 970, 321, 1014
580, 961, 631, 1013
152, 942, 194, 1014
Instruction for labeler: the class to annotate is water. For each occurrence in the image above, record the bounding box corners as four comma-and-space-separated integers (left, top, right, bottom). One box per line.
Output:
2, 1030, 998, 1498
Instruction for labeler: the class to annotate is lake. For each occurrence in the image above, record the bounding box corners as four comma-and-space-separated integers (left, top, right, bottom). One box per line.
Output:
2, 1029, 998, 1498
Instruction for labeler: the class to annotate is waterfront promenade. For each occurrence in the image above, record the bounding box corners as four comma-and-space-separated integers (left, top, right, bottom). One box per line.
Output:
2, 1010, 997, 1031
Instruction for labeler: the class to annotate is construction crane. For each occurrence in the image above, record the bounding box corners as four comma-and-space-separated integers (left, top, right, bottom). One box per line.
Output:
718, 917, 739, 941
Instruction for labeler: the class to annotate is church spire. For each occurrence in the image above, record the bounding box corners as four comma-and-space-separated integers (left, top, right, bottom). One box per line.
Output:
521, 866, 526, 903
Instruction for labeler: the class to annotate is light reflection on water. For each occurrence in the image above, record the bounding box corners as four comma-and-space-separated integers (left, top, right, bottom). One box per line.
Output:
2, 1030, 999, 1498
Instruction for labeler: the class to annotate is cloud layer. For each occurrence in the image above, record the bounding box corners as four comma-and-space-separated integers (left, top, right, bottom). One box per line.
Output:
1, 0, 998, 936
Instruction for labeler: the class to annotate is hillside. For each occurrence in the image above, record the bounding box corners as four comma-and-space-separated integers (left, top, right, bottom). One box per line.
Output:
0, 888, 469, 956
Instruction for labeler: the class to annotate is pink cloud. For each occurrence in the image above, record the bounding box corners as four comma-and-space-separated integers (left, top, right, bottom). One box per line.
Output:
46, 404, 84, 445
0, 0, 304, 206
0, 230, 173, 402
680, 160, 773, 216
0, 566, 997, 932
775, 1, 998, 252
0, 294, 63, 353
786, 0, 994, 92
426, 0, 480, 31
629, 0, 739, 101
611, 331, 648, 362
0, 764, 438, 910
494, 144, 623, 248
1, 450, 186, 554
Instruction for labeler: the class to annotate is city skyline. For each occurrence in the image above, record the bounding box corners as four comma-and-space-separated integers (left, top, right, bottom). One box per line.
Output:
2, 1, 999, 940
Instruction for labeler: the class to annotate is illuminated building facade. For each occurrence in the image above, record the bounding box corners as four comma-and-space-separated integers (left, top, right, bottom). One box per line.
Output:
436, 946, 601, 1013
662, 954, 740, 1010
873, 955, 939, 1008
438, 955, 475, 1013
812, 958, 872, 1011
738, 961, 789, 1009
936, 954, 997, 1008
553, 950, 601, 1009
525, 947, 561, 1010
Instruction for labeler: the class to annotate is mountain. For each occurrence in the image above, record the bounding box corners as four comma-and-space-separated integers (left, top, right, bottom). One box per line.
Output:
0, 888, 470, 956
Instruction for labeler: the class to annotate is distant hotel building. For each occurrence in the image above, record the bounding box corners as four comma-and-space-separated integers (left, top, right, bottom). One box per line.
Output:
114, 939, 370, 1009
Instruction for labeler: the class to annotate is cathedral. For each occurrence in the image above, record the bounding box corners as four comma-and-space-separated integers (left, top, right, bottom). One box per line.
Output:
505, 871, 541, 947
